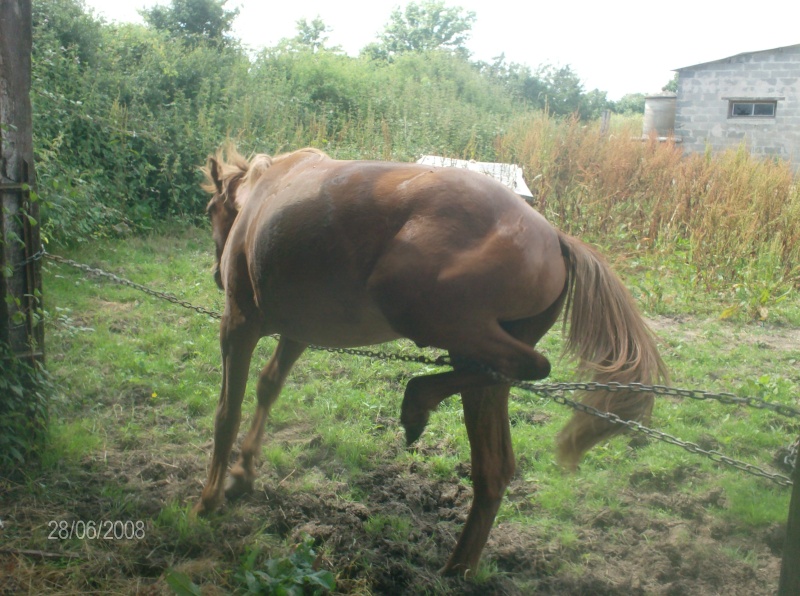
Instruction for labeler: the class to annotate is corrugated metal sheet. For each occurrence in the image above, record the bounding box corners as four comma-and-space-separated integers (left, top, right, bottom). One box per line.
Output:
416, 155, 534, 200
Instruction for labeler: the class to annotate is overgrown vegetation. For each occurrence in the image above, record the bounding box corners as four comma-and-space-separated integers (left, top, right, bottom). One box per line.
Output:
27, 1, 627, 240
0, 345, 49, 478
31, 0, 798, 295
497, 115, 800, 293
3, 0, 798, 593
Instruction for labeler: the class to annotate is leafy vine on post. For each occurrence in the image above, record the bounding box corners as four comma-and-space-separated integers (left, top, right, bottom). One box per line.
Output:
0, 0, 48, 479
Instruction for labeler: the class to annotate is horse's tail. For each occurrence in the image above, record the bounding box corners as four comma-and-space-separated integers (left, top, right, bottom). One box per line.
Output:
555, 231, 668, 469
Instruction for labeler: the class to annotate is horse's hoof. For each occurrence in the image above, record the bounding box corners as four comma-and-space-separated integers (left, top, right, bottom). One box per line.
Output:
192, 499, 217, 518
404, 421, 427, 446
401, 409, 430, 446
225, 473, 254, 500
439, 562, 471, 578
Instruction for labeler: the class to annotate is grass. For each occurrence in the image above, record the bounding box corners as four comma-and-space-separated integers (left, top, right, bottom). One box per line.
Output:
364, 514, 412, 541
1, 223, 798, 594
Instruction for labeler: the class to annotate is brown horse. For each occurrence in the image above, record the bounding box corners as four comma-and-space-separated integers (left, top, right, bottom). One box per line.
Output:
196, 146, 667, 575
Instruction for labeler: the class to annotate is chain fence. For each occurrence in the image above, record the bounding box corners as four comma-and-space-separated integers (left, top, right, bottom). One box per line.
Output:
41, 250, 800, 486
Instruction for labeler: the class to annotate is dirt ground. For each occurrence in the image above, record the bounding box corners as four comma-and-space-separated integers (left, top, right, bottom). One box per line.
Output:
0, 437, 789, 595
0, 315, 795, 595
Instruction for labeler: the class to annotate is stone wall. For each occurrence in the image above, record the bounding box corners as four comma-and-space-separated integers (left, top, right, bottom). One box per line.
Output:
675, 45, 800, 167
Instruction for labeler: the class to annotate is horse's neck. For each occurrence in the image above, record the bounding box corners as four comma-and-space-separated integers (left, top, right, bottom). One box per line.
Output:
234, 188, 250, 211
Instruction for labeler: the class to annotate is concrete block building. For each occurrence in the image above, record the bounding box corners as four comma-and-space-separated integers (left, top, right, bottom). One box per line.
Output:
674, 44, 800, 167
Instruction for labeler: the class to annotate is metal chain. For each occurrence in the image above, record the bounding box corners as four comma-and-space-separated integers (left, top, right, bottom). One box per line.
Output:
44, 252, 452, 367
45, 253, 223, 319
46, 251, 797, 485
15, 248, 47, 270
786, 438, 799, 471
306, 344, 452, 367
525, 380, 800, 419
505, 377, 795, 487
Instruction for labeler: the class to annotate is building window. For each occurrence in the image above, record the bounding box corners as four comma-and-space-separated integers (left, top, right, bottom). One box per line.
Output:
729, 101, 777, 118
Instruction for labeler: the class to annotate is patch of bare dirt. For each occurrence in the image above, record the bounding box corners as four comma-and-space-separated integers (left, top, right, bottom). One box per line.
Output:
647, 314, 800, 353
0, 438, 786, 595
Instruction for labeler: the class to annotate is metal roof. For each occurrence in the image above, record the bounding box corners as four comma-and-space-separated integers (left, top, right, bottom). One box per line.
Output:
416, 155, 534, 200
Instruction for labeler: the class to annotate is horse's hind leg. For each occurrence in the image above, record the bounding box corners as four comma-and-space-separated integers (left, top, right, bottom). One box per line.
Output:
195, 314, 260, 515
443, 383, 514, 575
402, 370, 497, 445
402, 290, 569, 446
227, 338, 306, 499
441, 296, 567, 573
391, 314, 554, 382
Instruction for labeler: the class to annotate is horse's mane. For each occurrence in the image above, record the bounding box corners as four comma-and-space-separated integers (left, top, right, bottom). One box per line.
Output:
202, 145, 328, 201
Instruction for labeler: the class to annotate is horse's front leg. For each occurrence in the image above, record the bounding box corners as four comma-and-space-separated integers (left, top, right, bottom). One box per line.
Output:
226, 337, 307, 499
194, 314, 260, 515
442, 384, 514, 576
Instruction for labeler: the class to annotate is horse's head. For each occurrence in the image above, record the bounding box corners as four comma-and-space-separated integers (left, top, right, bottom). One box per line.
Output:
202, 151, 246, 290
202, 147, 276, 290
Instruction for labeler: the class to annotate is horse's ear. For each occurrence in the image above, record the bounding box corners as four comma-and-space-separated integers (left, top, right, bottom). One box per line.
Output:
208, 156, 223, 194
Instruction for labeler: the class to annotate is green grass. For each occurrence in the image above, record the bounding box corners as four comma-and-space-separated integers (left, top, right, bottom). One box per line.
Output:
364, 514, 412, 541
40, 419, 102, 468
5, 225, 797, 594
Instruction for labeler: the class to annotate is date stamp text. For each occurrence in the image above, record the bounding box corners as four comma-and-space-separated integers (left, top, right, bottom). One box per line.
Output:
48, 520, 146, 540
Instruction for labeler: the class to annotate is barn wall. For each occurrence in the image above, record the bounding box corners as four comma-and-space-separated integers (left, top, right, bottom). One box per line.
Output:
675, 45, 800, 167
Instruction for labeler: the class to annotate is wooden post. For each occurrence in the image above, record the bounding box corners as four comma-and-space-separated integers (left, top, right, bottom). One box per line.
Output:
779, 443, 800, 595
1, 0, 43, 361
600, 109, 611, 136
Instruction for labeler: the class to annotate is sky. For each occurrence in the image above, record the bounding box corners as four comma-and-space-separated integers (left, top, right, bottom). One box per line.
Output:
82, 0, 799, 100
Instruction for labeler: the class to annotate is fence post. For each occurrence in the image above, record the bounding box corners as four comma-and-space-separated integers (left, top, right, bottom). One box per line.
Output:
600, 109, 611, 136
779, 443, 800, 595
0, 0, 43, 361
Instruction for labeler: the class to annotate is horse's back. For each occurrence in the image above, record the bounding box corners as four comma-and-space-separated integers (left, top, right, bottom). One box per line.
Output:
230, 157, 566, 347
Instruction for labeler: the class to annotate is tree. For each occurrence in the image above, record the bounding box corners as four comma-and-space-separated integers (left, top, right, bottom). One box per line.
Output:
662, 72, 678, 93
1, 0, 48, 478
363, 0, 476, 60
293, 16, 335, 53
536, 65, 584, 116
613, 92, 646, 114
141, 0, 239, 47
579, 88, 610, 120
2, 0, 41, 355
276, 16, 341, 54
31, 0, 104, 66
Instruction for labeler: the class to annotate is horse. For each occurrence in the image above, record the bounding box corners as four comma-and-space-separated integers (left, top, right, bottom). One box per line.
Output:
196, 145, 667, 575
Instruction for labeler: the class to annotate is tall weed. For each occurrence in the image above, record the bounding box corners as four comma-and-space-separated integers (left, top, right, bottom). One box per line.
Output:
500, 115, 799, 294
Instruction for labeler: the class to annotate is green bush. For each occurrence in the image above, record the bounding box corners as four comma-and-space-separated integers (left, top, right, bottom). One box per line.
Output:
0, 344, 49, 479
30, 0, 604, 246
